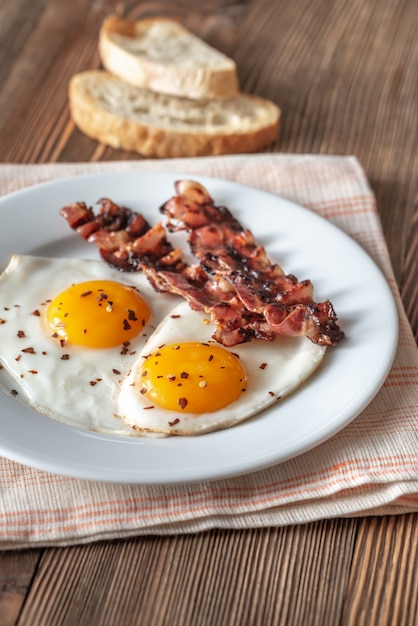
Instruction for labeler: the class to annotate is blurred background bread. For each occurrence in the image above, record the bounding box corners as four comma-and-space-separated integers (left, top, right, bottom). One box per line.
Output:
99, 16, 240, 100
69, 70, 280, 158
69, 15, 280, 157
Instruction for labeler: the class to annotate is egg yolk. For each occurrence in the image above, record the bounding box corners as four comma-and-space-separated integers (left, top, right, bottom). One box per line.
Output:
46, 280, 150, 348
139, 342, 247, 413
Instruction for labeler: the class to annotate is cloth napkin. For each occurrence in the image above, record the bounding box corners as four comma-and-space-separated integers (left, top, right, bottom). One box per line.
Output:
0, 154, 416, 550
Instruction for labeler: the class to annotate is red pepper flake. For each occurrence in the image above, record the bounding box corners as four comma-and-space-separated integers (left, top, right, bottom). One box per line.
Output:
112, 369, 121, 375
140, 387, 147, 395
169, 418, 180, 426
180, 371, 189, 379
17, 330, 26, 338
13, 304, 21, 308
0, 319, 6, 324
141, 370, 148, 377
42, 351, 47, 355
11, 389, 18, 396
83, 329, 88, 334
98, 293, 108, 301
178, 397, 188, 410
123, 319, 132, 331
172, 345, 180, 350
4, 307, 9, 311
144, 406, 154, 410
61, 354, 70, 360
28, 370, 38, 375
128, 309, 138, 321
15, 355, 21, 362
80, 290, 93, 298
268, 391, 275, 397
241, 388, 247, 392
60, 339, 67, 348
170, 314, 181, 319
231, 352, 240, 359
167, 374, 176, 382
51, 332, 59, 338
208, 354, 214, 362
158, 344, 166, 349
96, 378, 102, 382
260, 363, 267, 370
22, 347, 35, 354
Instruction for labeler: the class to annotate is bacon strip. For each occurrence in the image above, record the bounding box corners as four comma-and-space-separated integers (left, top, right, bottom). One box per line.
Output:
160, 180, 344, 346
60, 183, 344, 347
60, 199, 185, 275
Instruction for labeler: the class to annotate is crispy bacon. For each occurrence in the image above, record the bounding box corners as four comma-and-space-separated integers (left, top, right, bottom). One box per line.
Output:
160, 180, 344, 346
59, 199, 185, 275
60, 182, 344, 347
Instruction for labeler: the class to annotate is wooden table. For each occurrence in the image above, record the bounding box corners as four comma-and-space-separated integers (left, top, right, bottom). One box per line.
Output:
0, 0, 417, 624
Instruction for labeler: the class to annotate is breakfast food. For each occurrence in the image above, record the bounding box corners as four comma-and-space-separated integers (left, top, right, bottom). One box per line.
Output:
69, 71, 280, 158
99, 16, 239, 99
61, 181, 344, 348
0, 255, 176, 435
0, 254, 326, 438
118, 301, 326, 435
0, 180, 342, 437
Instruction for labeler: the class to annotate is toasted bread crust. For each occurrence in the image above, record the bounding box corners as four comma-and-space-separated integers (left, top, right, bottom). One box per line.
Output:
69, 71, 280, 158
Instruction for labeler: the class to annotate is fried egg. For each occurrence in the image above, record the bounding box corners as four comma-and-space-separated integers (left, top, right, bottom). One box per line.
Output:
0, 254, 178, 435
118, 301, 327, 435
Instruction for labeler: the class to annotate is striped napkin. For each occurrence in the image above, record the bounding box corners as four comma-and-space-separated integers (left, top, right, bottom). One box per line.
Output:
0, 154, 416, 550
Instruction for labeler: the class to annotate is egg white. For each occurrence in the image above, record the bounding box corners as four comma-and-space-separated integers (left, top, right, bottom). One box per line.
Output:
0, 254, 179, 436
118, 301, 327, 436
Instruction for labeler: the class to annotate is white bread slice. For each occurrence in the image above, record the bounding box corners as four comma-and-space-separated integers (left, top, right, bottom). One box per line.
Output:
69, 71, 280, 158
99, 16, 239, 100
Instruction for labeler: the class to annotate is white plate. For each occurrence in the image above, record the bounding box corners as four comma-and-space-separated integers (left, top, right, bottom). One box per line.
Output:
0, 171, 398, 484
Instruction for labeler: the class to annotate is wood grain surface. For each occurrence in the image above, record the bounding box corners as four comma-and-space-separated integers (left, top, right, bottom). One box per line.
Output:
0, 0, 417, 624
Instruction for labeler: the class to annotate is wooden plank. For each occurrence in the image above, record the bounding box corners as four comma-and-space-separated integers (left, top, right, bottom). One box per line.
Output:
16, 521, 357, 626
343, 515, 418, 625
0, 550, 42, 626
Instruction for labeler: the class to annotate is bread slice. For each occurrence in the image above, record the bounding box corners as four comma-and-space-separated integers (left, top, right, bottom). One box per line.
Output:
99, 16, 239, 100
69, 71, 280, 158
